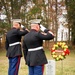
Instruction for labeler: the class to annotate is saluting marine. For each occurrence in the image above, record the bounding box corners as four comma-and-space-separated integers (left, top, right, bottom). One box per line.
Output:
5, 19, 29, 75
23, 19, 54, 75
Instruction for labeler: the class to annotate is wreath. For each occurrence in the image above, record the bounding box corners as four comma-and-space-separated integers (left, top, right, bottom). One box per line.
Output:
51, 42, 70, 61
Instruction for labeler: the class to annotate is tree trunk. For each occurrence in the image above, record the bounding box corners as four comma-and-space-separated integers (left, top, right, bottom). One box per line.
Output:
55, 0, 58, 42
1, 0, 11, 24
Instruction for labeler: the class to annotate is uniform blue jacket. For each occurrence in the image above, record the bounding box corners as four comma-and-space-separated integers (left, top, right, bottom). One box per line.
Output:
23, 29, 54, 66
5, 27, 28, 57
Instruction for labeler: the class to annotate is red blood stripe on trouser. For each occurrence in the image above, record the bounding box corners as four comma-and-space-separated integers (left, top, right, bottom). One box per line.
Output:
14, 56, 20, 75
42, 65, 44, 75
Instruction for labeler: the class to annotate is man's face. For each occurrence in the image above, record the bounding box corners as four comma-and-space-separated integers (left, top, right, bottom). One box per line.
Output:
13, 22, 21, 29
31, 23, 40, 31
17, 23, 21, 29
36, 24, 40, 31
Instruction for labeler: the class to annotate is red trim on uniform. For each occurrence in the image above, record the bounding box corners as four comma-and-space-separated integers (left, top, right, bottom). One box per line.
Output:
42, 65, 44, 75
14, 56, 20, 75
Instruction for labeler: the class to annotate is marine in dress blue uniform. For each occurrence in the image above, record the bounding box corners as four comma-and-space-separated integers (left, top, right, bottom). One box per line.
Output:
5, 20, 29, 75
23, 19, 55, 75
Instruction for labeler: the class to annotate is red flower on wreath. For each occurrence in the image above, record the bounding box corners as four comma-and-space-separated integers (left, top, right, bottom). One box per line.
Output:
51, 42, 70, 61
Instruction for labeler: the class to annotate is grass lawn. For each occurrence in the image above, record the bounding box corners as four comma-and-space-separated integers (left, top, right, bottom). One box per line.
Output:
0, 48, 75, 75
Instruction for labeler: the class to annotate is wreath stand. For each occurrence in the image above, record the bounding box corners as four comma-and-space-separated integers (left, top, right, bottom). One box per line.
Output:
56, 50, 64, 75
51, 42, 70, 75
61, 60, 63, 75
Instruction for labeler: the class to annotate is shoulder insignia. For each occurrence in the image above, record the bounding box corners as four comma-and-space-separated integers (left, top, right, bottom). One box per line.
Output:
20, 30, 24, 31
41, 32, 47, 35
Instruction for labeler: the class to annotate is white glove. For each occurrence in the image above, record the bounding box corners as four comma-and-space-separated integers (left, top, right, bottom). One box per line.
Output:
40, 24, 46, 31
21, 25, 25, 28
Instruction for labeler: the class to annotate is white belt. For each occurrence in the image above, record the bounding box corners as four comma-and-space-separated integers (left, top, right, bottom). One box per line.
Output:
28, 46, 43, 51
9, 42, 21, 46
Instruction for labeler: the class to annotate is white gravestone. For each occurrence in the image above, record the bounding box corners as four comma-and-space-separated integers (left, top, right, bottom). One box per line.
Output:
46, 60, 55, 75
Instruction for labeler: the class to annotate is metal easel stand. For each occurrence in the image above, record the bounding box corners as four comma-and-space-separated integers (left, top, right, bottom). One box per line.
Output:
61, 60, 63, 75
